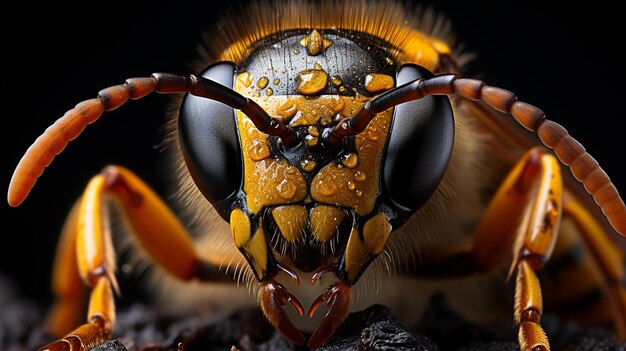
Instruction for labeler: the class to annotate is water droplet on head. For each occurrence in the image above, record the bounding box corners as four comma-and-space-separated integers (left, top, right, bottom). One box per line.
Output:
296, 69, 328, 95
347, 180, 355, 190
278, 99, 298, 119
247, 127, 260, 138
307, 126, 320, 137
341, 153, 358, 168
331, 76, 343, 87
300, 159, 317, 172
330, 96, 345, 113
300, 29, 332, 56
257, 77, 269, 89
248, 141, 270, 161
320, 115, 332, 126
319, 180, 337, 196
276, 179, 297, 199
364, 73, 395, 94
354, 171, 366, 182
304, 134, 319, 147
367, 132, 379, 141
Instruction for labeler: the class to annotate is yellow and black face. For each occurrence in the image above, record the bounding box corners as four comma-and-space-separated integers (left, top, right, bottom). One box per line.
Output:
179, 28, 455, 284
231, 29, 400, 282
178, 5, 456, 344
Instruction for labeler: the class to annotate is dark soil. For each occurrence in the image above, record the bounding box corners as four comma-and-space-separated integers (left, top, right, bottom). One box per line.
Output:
1, 274, 624, 351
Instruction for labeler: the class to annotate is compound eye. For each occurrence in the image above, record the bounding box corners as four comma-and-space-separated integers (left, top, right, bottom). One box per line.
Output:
179, 61, 242, 205
383, 64, 455, 211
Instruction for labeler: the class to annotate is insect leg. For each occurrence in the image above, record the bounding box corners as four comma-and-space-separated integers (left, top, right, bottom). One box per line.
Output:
37, 165, 232, 351
470, 147, 563, 351
562, 195, 626, 337
43, 200, 88, 338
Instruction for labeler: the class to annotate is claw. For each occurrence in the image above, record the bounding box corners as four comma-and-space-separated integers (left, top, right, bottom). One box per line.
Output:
307, 281, 352, 348
259, 280, 306, 345
310, 264, 338, 285
276, 263, 300, 286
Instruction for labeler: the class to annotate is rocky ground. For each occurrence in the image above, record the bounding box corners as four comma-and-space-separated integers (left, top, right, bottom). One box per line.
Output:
1, 274, 624, 351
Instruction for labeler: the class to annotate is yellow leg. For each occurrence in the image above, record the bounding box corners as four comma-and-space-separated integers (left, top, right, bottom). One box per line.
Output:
44, 200, 87, 337
563, 194, 626, 337
39, 165, 230, 351
470, 147, 563, 351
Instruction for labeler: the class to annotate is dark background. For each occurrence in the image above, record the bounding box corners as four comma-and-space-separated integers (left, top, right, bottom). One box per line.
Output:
1, 1, 624, 310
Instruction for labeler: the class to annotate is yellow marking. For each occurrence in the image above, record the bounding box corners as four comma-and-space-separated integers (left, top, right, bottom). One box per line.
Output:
235, 94, 391, 217
235, 88, 390, 217
230, 210, 269, 280
300, 29, 332, 56
310, 109, 392, 216
295, 69, 328, 95
310, 205, 346, 242
344, 214, 392, 281
364, 73, 394, 93
272, 205, 308, 242
345, 213, 392, 281
247, 224, 269, 279
343, 227, 363, 281
232, 90, 309, 213
230, 208, 252, 248
362, 213, 392, 256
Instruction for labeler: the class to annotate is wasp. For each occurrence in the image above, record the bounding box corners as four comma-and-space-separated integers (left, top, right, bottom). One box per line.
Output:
6, 1, 626, 350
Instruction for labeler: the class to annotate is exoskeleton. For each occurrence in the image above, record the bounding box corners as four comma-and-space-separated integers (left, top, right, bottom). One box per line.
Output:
8, 1, 625, 350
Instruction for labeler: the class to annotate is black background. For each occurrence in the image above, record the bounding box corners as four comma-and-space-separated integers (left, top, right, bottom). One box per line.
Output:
1, 1, 624, 309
